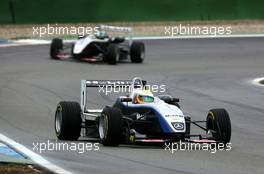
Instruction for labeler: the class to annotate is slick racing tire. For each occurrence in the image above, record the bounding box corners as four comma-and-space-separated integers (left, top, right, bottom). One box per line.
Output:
99, 106, 122, 146
130, 42, 145, 63
105, 44, 119, 65
55, 101, 82, 140
206, 108, 231, 144
50, 38, 63, 59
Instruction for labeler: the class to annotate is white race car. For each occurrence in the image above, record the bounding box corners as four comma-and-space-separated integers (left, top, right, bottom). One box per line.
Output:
50, 25, 145, 64
54, 77, 231, 146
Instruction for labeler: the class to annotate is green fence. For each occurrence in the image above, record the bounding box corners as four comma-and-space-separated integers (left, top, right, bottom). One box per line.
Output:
0, 0, 264, 24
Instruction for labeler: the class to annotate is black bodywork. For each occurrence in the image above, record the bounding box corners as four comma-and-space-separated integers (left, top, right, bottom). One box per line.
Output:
73, 37, 128, 60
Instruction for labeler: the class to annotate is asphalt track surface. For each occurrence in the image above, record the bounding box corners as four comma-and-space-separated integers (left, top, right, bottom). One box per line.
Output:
0, 38, 264, 174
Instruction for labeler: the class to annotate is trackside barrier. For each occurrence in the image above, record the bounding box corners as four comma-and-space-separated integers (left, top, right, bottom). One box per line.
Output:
0, 0, 264, 24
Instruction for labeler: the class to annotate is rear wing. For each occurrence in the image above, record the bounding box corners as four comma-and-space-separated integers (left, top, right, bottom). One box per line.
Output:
99, 25, 133, 45
84, 80, 132, 87
99, 25, 132, 33
80, 78, 146, 112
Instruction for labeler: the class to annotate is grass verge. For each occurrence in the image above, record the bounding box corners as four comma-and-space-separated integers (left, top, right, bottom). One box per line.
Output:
0, 163, 51, 174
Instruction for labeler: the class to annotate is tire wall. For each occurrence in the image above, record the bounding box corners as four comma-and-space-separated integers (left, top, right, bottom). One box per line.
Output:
0, 0, 263, 24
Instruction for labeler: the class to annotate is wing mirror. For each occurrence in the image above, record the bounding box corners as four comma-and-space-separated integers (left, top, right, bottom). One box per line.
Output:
121, 97, 132, 102
172, 98, 180, 103
78, 35, 85, 39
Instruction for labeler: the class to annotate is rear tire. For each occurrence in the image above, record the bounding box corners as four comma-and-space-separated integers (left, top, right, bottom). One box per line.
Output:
55, 101, 82, 140
50, 38, 63, 59
206, 108, 231, 144
105, 44, 119, 65
99, 106, 122, 146
130, 42, 145, 63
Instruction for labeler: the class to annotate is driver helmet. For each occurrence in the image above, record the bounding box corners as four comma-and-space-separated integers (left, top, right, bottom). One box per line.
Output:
95, 30, 108, 39
133, 90, 154, 104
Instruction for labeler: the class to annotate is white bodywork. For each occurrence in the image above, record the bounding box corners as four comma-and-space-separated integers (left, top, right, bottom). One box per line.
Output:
73, 36, 109, 54
73, 25, 133, 54
80, 77, 186, 134
121, 97, 186, 133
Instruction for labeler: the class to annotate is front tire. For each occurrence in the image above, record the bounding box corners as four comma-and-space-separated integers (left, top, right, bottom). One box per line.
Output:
55, 101, 82, 140
206, 108, 231, 144
99, 106, 122, 146
105, 44, 119, 65
130, 42, 145, 63
50, 38, 63, 59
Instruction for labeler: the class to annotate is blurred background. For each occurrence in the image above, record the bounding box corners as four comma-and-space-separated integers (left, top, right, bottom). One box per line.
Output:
1, 0, 264, 24
0, 0, 264, 39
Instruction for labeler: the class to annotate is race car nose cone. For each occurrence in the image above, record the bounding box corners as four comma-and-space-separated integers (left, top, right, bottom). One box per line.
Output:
172, 122, 184, 130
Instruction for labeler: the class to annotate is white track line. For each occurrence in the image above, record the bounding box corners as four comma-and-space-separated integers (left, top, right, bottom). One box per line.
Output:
134, 34, 264, 40
1, 34, 264, 48
251, 77, 264, 87
0, 133, 72, 174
